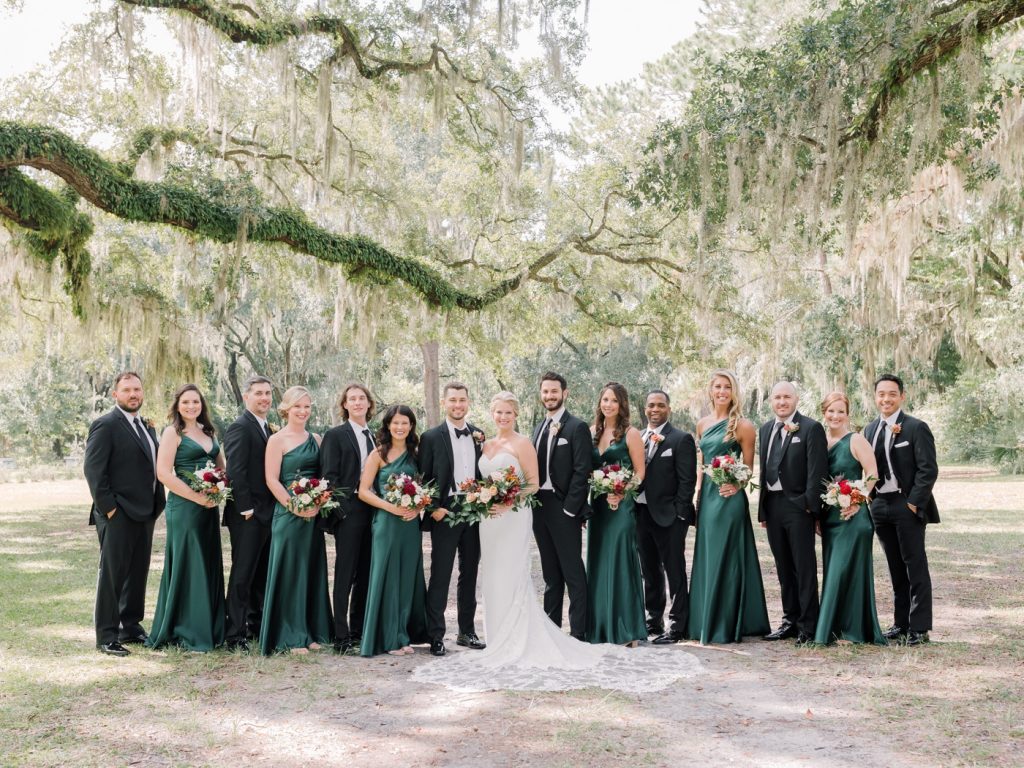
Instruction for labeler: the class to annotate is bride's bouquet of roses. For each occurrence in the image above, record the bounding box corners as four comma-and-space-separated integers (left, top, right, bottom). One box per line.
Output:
703, 452, 757, 490
821, 474, 876, 520
589, 464, 640, 510
383, 473, 436, 516
184, 461, 233, 506
287, 475, 344, 521
448, 467, 539, 527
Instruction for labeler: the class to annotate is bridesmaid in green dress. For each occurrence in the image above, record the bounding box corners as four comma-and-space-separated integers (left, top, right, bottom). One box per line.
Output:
816, 392, 885, 645
260, 386, 332, 655
148, 384, 226, 651
688, 370, 771, 644
586, 382, 647, 646
358, 404, 428, 656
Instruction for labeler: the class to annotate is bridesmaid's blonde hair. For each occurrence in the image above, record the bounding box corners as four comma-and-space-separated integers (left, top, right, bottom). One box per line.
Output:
489, 391, 520, 415
277, 386, 312, 421
707, 369, 743, 444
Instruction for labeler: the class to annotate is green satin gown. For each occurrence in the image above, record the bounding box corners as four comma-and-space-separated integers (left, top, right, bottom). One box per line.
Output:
815, 434, 885, 645
147, 436, 226, 651
259, 434, 332, 654
586, 439, 647, 644
687, 419, 771, 644
360, 451, 428, 657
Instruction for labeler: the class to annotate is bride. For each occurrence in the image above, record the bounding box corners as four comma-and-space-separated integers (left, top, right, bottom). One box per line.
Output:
412, 391, 701, 693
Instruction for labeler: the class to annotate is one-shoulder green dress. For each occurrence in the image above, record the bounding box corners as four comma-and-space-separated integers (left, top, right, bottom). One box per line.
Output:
586, 438, 647, 644
687, 419, 770, 644
259, 434, 332, 654
147, 436, 226, 651
815, 433, 885, 645
360, 451, 428, 656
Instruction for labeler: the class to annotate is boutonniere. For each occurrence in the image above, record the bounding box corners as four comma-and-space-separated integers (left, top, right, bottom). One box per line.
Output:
472, 430, 485, 444
783, 422, 799, 434
890, 424, 902, 436
549, 421, 562, 436
649, 433, 665, 445
268, 423, 280, 434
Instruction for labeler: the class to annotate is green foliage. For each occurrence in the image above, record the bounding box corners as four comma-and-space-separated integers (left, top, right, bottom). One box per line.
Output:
938, 368, 1024, 472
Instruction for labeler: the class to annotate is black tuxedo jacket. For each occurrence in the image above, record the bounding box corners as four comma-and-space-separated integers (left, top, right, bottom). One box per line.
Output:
222, 410, 274, 526
864, 412, 940, 524
319, 421, 374, 529
418, 421, 483, 531
638, 422, 697, 526
531, 410, 593, 520
83, 408, 165, 525
757, 411, 828, 522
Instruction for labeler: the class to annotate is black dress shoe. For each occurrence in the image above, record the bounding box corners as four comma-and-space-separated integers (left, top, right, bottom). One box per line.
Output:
652, 630, 685, 645
119, 632, 148, 645
795, 632, 815, 647
98, 641, 131, 657
646, 622, 665, 637
763, 623, 798, 641
456, 633, 486, 650
429, 639, 446, 657
905, 630, 930, 646
883, 625, 908, 641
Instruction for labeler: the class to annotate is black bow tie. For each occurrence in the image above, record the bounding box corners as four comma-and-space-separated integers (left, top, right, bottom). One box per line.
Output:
454, 427, 471, 439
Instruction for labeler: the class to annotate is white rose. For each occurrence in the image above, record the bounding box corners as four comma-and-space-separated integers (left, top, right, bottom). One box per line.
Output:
592, 470, 604, 480
400, 494, 412, 507
298, 493, 312, 505
216, 481, 226, 490
480, 487, 496, 503
490, 470, 505, 482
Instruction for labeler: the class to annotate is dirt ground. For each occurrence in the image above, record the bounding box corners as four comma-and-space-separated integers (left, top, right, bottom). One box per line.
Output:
1, 471, 1022, 767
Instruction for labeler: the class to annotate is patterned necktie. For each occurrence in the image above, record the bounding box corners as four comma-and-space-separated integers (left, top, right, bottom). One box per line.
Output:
765, 422, 785, 486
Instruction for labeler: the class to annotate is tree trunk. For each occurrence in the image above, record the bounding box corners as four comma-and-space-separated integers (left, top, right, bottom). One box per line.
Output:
421, 340, 440, 427
227, 350, 243, 406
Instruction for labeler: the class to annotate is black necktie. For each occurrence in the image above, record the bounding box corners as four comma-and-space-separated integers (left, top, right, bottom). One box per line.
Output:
134, 417, 154, 464
362, 428, 374, 455
765, 422, 785, 486
537, 420, 551, 486
454, 427, 471, 439
874, 422, 892, 483
262, 422, 271, 440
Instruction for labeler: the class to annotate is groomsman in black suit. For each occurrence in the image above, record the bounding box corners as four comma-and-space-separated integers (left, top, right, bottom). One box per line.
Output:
531, 371, 592, 640
419, 382, 486, 657
635, 389, 697, 644
320, 383, 377, 654
865, 374, 939, 646
758, 381, 828, 645
222, 375, 275, 652
83, 371, 166, 656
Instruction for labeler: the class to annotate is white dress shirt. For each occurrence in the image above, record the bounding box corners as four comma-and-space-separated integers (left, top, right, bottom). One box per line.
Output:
536, 406, 565, 492
636, 423, 665, 504
764, 414, 796, 492
117, 406, 156, 465
350, 418, 373, 472
872, 410, 902, 494
447, 419, 477, 491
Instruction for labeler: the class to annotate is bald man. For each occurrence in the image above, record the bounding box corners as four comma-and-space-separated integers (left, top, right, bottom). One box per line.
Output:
758, 382, 828, 645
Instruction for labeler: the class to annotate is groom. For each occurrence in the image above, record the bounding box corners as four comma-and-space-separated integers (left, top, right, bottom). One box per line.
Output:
531, 371, 592, 640
419, 381, 486, 657
865, 374, 939, 646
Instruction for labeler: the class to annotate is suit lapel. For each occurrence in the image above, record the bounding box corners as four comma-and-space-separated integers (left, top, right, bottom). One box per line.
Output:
244, 410, 269, 444
650, 422, 672, 462
777, 412, 798, 461
440, 425, 456, 491
117, 411, 153, 463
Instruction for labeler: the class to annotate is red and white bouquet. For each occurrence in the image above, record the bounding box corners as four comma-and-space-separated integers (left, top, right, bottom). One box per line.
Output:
448, 466, 538, 526
821, 475, 875, 520
287, 475, 342, 520
589, 463, 639, 510
383, 473, 436, 514
185, 461, 232, 506
703, 452, 756, 489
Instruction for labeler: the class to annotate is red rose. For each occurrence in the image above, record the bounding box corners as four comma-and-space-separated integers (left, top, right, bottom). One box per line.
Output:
309, 478, 320, 488
609, 464, 621, 472
202, 472, 216, 483
403, 481, 417, 495
711, 457, 721, 468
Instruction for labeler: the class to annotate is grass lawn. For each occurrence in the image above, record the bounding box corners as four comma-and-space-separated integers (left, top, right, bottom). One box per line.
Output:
0, 472, 1021, 767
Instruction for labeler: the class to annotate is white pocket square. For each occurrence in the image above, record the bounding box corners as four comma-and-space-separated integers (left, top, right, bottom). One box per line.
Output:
660, 448, 673, 457
894, 440, 910, 448
557, 437, 569, 446
790, 436, 801, 444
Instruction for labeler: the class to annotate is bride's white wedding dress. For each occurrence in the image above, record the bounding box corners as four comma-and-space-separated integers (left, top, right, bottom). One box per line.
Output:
411, 452, 702, 692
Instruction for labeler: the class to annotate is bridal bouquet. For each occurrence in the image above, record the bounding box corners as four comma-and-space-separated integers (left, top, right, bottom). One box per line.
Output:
821, 475, 875, 520
184, 461, 232, 506
447, 467, 539, 527
287, 475, 343, 520
703, 452, 756, 490
383, 473, 436, 515
589, 464, 639, 510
